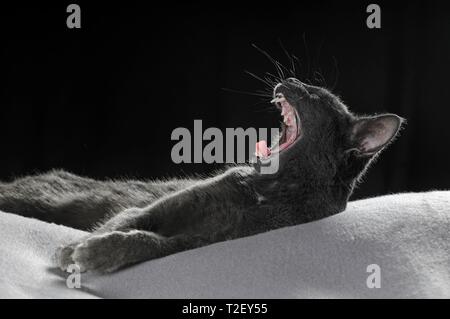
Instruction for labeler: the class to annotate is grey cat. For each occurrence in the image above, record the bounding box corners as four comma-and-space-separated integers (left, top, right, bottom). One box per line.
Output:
0, 78, 403, 273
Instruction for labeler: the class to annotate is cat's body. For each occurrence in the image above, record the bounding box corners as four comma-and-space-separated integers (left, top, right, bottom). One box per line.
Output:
0, 78, 403, 272
0, 169, 197, 230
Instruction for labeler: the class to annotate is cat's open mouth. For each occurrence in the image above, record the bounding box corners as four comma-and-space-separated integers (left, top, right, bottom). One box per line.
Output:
255, 92, 301, 158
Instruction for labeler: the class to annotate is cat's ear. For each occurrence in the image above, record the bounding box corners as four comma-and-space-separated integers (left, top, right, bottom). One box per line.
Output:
348, 114, 404, 156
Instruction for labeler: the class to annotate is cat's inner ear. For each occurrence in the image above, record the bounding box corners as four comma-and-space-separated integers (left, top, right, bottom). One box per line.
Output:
349, 114, 403, 156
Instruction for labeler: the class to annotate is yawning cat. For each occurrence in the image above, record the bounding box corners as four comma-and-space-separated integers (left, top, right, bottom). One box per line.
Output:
0, 78, 403, 273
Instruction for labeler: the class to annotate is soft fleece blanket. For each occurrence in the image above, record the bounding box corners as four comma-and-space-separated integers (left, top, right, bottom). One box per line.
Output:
0, 191, 449, 299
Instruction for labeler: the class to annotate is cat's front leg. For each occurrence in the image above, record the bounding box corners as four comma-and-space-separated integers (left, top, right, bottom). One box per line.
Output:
56, 205, 155, 271
55, 206, 159, 272
70, 230, 163, 273
57, 167, 254, 272
61, 230, 203, 273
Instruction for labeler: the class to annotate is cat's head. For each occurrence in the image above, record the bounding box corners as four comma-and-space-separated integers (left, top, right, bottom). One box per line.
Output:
256, 77, 403, 198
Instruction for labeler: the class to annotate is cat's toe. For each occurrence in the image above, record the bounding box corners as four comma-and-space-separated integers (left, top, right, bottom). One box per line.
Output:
55, 244, 76, 271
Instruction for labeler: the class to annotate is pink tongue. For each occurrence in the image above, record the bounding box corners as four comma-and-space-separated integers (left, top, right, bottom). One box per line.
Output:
255, 140, 271, 158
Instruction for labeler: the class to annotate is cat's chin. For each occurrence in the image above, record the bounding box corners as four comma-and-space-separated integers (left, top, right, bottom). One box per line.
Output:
255, 92, 301, 159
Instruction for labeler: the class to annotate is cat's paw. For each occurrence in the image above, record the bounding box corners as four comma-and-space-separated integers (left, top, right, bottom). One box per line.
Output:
71, 232, 129, 273
55, 243, 77, 271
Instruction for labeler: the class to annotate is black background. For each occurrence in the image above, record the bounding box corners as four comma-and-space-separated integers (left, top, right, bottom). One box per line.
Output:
1, 1, 449, 200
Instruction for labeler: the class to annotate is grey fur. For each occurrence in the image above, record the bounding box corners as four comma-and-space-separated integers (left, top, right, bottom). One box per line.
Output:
0, 79, 403, 273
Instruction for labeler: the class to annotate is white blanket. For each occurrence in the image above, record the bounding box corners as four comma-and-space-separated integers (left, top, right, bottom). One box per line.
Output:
0, 191, 449, 299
